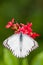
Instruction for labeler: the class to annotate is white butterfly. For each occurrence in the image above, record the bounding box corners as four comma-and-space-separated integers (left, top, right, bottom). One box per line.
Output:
3, 33, 39, 58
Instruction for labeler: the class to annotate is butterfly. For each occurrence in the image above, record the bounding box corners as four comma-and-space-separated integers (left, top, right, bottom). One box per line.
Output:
3, 33, 39, 58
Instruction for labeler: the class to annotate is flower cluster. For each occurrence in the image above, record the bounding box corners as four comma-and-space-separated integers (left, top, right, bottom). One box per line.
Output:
5, 18, 40, 39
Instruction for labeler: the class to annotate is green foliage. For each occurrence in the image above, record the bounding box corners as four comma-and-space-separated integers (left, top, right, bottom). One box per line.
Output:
0, 0, 43, 65
4, 48, 19, 65
31, 52, 43, 65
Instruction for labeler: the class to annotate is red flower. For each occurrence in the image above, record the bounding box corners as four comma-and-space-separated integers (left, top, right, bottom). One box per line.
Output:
31, 32, 40, 38
27, 22, 32, 27
5, 18, 40, 39
11, 18, 15, 23
5, 24, 11, 28
5, 18, 14, 28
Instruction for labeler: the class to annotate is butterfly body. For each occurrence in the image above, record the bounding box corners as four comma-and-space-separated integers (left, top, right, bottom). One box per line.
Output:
3, 33, 39, 58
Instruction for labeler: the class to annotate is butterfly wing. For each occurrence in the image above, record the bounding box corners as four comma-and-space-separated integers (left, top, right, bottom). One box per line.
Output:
3, 34, 21, 57
21, 34, 39, 57
3, 34, 39, 58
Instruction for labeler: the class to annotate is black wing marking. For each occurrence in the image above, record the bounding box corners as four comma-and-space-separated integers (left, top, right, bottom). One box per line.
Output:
27, 40, 38, 54
31, 40, 39, 51
3, 39, 15, 55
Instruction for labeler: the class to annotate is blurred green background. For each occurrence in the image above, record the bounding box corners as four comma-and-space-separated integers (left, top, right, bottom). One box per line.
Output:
0, 0, 43, 65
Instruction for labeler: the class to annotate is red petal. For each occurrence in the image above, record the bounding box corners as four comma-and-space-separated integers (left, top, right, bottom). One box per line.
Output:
20, 23, 25, 27
27, 22, 32, 27
8, 22, 13, 26
12, 18, 14, 23
5, 24, 11, 28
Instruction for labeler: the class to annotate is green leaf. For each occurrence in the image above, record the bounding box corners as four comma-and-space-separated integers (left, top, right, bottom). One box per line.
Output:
22, 57, 29, 65
31, 52, 43, 65
4, 48, 19, 65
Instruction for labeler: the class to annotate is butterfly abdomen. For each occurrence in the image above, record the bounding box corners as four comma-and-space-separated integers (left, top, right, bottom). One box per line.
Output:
20, 32, 23, 42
